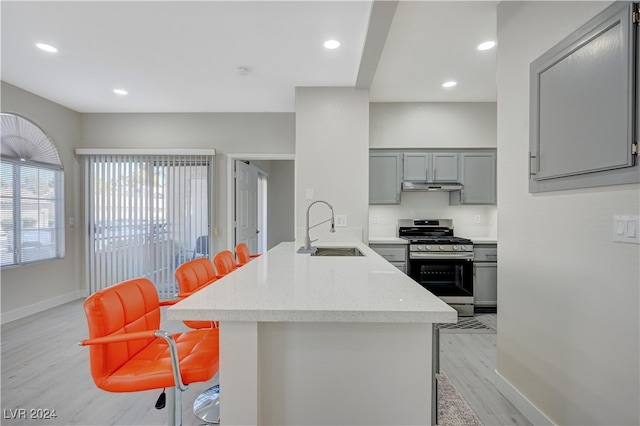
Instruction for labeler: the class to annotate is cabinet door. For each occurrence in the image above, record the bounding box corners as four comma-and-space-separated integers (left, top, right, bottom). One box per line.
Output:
369, 244, 407, 262
432, 153, 459, 182
456, 152, 496, 204
403, 153, 429, 181
369, 152, 402, 204
474, 262, 497, 307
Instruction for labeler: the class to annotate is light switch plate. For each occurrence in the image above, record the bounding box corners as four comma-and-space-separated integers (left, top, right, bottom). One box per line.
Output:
306, 188, 314, 200
335, 215, 347, 227
613, 215, 640, 244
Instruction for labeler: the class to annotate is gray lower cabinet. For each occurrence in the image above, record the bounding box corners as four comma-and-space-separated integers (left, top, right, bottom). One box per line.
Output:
369, 243, 407, 273
450, 151, 496, 205
369, 152, 402, 205
473, 243, 497, 309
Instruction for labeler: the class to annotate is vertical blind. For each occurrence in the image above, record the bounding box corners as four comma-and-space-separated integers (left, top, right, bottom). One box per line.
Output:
81, 151, 214, 299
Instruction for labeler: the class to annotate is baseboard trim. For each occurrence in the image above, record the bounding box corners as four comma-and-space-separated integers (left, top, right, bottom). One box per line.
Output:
494, 369, 555, 426
1, 290, 87, 325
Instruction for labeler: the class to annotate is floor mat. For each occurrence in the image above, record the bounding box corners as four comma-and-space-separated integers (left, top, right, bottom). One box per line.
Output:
437, 316, 495, 333
437, 372, 483, 425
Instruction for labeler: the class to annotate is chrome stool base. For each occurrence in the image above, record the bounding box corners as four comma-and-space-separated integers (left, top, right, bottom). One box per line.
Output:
193, 384, 220, 424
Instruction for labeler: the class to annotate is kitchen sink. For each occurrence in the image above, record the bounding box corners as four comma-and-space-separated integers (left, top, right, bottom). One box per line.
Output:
310, 247, 365, 257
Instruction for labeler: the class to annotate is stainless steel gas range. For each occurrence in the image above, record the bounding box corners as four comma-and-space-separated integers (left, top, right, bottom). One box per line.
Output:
398, 219, 474, 316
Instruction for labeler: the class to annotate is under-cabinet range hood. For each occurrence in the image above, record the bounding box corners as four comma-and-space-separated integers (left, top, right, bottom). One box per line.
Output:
401, 181, 463, 192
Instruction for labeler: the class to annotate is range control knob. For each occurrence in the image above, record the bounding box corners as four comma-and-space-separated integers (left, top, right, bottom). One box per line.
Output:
459, 245, 466, 251
425, 245, 432, 251
417, 245, 424, 251
439, 245, 445, 251
453, 245, 459, 251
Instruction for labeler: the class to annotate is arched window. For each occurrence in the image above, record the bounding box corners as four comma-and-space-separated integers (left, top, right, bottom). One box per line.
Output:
1, 113, 65, 267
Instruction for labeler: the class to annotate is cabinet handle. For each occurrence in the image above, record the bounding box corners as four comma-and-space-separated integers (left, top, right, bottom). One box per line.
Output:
529, 152, 537, 177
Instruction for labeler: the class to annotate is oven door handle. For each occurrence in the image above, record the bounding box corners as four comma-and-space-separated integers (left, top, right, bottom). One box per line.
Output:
410, 253, 473, 260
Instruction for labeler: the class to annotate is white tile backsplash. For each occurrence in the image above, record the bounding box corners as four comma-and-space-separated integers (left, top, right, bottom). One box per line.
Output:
296, 227, 363, 245
368, 191, 497, 240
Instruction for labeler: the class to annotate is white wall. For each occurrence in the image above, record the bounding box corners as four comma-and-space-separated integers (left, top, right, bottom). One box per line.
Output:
370, 102, 497, 149
369, 102, 498, 239
251, 160, 295, 249
266, 160, 295, 249
496, 2, 639, 425
295, 87, 369, 244
80, 112, 295, 255
1, 82, 84, 322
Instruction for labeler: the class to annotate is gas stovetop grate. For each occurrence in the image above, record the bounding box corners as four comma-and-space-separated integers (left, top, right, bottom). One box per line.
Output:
403, 237, 473, 244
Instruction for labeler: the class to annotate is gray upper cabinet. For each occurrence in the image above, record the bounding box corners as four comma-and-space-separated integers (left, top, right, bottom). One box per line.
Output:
450, 152, 496, 205
369, 152, 402, 204
529, 1, 639, 192
403, 152, 459, 182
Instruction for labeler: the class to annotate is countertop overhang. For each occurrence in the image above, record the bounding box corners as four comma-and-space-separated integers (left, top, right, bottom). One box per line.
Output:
168, 241, 456, 324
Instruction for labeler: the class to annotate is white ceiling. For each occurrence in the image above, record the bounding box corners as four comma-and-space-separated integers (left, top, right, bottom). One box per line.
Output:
1, 1, 497, 113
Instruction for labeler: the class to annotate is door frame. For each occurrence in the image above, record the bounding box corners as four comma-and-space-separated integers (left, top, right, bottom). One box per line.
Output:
226, 153, 295, 251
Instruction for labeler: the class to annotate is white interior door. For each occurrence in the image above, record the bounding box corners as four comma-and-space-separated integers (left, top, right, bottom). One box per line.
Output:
234, 161, 259, 253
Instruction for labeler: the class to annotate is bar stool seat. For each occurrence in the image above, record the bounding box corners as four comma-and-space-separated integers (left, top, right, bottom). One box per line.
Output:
80, 277, 219, 425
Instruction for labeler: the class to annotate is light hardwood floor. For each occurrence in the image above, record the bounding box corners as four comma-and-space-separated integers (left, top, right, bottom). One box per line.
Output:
439, 314, 531, 426
1, 300, 529, 425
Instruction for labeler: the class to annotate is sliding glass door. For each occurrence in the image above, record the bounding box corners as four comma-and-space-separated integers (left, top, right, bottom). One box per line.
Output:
83, 152, 213, 299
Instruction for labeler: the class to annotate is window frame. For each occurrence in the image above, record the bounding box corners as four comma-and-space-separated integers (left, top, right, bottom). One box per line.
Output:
1, 156, 65, 267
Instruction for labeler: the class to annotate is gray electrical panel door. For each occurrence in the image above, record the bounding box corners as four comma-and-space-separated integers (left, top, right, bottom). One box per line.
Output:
529, 1, 638, 192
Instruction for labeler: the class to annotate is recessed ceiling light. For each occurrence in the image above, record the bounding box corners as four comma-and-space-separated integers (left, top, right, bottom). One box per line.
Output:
477, 41, 496, 51
324, 40, 340, 49
442, 81, 457, 88
113, 89, 128, 96
36, 43, 58, 53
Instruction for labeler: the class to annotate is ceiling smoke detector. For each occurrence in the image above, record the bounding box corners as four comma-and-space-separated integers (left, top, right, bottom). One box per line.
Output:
235, 66, 249, 76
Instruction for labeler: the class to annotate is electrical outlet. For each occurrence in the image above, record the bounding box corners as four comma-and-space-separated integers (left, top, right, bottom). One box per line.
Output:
474, 215, 481, 224
305, 188, 314, 200
373, 215, 380, 224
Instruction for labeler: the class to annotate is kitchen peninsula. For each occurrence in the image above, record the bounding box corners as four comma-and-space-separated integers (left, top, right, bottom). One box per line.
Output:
168, 242, 456, 425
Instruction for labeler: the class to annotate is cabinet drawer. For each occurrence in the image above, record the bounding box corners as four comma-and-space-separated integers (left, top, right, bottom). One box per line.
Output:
391, 262, 407, 274
369, 244, 407, 262
474, 245, 497, 262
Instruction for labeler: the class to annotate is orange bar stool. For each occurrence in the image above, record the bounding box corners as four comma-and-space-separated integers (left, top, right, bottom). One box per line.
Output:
213, 250, 238, 278
235, 242, 260, 266
80, 277, 219, 425
174, 257, 222, 422
175, 257, 218, 329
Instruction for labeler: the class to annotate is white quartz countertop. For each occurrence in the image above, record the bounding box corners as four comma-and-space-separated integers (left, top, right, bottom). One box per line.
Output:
368, 237, 409, 245
168, 242, 456, 324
